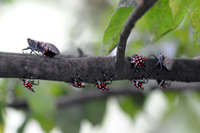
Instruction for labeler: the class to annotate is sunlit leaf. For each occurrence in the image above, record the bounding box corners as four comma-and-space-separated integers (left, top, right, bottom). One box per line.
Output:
169, 0, 187, 26
103, 8, 133, 55
144, 0, 175, 43
188, 0, 200, 43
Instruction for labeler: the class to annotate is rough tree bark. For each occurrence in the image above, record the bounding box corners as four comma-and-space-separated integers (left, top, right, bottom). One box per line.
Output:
0, 0, 200, 82
1, 52, 200, 82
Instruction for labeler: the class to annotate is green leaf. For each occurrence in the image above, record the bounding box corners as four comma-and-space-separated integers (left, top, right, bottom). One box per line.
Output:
118, 94, 145, 119
163, 94, 200, 133
103, 8, 133, 55
0, 79, 9, 132
169, 0, 187, 27
56, 99, 107, 133
144, 0, 175, 43
188, 0, 200, 43
24, 88, 56, 132
56, 106, 84, 133
0, 101, 4, 133
164, 92, 180, 106
83, 99, 106, 125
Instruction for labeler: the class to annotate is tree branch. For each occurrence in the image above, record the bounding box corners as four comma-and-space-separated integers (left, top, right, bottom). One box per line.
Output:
1, 52, 200, 82
115, 0, 158, 69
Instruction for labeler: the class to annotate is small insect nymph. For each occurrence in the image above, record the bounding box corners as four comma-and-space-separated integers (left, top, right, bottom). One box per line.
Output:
94, 73, 112, 92
132, 78, 148, 90
157, 79, 171, 89
69, 74, 86, 88
20, 77, 39, 93
130, 54, 148, 72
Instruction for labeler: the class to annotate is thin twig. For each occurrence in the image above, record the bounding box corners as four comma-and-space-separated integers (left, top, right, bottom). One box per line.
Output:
115, 0, 158, 69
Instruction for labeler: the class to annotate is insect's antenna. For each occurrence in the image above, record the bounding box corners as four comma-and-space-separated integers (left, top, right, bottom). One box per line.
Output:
148, 54, 158, 59
36, 80, 39, 85
101, 71, 107, 81
145, 78, 149, 83
76, 73, 81, 81
22, 49, 25, 54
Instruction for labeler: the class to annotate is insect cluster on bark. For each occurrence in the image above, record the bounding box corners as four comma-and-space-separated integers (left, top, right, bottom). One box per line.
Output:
20, 38, 174, 92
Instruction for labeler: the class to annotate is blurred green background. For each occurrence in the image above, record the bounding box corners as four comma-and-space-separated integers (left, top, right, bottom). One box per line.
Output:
1, 0, 200, 133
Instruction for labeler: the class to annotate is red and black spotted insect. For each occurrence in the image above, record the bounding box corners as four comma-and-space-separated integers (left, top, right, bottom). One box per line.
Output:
132, 78, 148, 90
23, 38, 60, 58
149, 53, 174, 72
130, 54, 148, 71
157, 79, 171, 89
20, 78, 39, 93
94, 74, 112, 92
69, 74, 86, 88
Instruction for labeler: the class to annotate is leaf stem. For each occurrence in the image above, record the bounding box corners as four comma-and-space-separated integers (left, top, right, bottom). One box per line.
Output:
114, 0, 158, 70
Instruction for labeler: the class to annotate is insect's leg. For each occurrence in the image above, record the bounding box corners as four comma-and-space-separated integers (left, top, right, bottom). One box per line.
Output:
71, 77, 75, 82
167, 81, 171, 86
93, 78, 100, 85
158, 62, 163, 72
31, 50, 40, 57
34, 80, 39, 86
22, 49, 25, 54
82, 85, 86, 88
149, 54, 160, 69
76, 73, 82, 82
32, 80, 39, 85
42, 54, 48, 62
148, 54, 158, 59
150, 63, 157, 71
144, 78, 149, 83
106, 76, 113, 85
140, 87, 144, 90
22, 47, 30, 54
40, 52, 45, 57
30, 77, 39, 85
150, 60, 160, 71
134, 63, 137, 68
102, 71, 107, 82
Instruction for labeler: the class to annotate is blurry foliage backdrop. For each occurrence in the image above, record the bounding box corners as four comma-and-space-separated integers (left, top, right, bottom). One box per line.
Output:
1, 0, 200, 133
